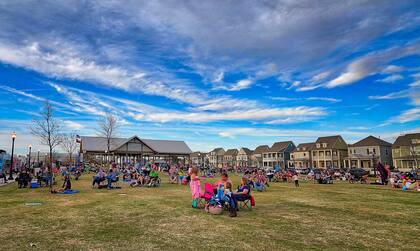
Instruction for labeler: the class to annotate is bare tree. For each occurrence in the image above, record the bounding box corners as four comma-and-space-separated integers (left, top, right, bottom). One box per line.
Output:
409, 145, 419, 170
60, 133, 78, 166
98, 113, 118, 162
31, 100, 61, 187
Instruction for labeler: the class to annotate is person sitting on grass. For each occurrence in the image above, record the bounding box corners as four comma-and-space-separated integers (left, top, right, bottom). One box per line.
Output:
62, 174, 71, 190
148, 169, 159, 187
92, 169, 106, 188
107, 168, 118, 189
168, 165, 178, 184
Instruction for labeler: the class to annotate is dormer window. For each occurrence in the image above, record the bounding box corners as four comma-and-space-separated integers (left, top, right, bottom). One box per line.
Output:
316, 143, 320, 148
322, 143, 327, 148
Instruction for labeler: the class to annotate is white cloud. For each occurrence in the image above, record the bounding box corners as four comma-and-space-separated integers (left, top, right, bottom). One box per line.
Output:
369, 90, 409, 100
270, 96, 341, 103
376, 74, 403, 83
382, 65, 404, 74
64, 120, 83, 130
392, 108, 420, 123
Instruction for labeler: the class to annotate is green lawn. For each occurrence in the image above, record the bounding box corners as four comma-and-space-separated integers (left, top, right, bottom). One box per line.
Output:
0, 174, 419, 251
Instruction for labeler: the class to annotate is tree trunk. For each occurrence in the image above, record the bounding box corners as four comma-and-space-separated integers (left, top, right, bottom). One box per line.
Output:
49, 148, 53, 188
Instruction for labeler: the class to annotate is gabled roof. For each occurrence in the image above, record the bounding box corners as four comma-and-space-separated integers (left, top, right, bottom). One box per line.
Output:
293, 142, 315, 152
190, 151, 204, 157
142, 138, 192, 154
350, 136, 391, 147
393, 133, 420, 148
210, 147, 223, 153
253, 145, 270, 154
239, 147, 253, 155
315, 135, 347, 149
224, 149, 238, 156
81, 136, 192, 155
270, 141, 293, 152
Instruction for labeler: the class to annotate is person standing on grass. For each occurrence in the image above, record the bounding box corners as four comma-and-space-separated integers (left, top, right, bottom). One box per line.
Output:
293, 173, 299, 187
189, 167, 202, 208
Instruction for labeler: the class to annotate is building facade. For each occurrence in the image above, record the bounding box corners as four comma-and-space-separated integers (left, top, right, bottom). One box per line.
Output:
223, 149, 239, 167
237, 148, 253, 167
262, 141, 295, 169
290, 143, 315, 169
345, 136, 392, 169
208, 148, 225, 168
392, 133, 420, 171
80, 135, 192, 165
311, 135, 348, 169
252, 145, 269, 168
190, 152, 206, 167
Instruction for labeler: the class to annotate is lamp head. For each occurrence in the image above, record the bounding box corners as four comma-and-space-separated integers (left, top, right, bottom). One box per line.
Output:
11, 132, 16, 139
29, 144, 32, 148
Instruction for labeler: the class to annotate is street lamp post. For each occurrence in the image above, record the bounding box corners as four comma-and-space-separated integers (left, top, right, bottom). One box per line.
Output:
37, 150, 40, 167
28, 144, 32, 172
8, 132, 16, 180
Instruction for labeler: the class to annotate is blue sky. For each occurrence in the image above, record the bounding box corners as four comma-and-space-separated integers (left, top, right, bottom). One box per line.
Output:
0, 0, 419, 154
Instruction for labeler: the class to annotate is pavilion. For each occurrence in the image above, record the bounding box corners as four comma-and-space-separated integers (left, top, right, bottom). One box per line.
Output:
80, 135, 192, 165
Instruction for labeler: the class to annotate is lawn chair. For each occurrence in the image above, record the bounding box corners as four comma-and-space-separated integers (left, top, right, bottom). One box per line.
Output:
198, 183, 215, 208
238, 195, 254, 210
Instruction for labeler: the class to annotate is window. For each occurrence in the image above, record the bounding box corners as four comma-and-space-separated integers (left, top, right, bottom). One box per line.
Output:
291, 154, 294, 159
316, 143, 320, 148
322, 143, 327, 148
373, 148, 376, 154
385, 149, 388, 155
313, 151, 317, 156
366, 149, 369, 155
326, 151, 331, 156
303, 153, 306, 157
333, 151, 337, 156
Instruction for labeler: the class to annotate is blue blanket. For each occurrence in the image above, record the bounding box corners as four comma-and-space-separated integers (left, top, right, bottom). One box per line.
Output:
58, 189, 80, 194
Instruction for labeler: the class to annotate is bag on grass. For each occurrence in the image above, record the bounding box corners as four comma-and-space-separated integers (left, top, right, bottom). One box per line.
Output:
250, 196, 255, 206
192, 199, 198, 208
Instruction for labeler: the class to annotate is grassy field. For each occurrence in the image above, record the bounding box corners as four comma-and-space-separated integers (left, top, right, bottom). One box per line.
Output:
0, 174, 419, 251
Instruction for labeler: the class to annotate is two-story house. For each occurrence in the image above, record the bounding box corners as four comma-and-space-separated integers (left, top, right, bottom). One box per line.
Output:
290, 143, 315, 169
223, 149, 238, 167
311, 135, 348, 169
208, 148, 225, 168
262, 141, 295, 169
190, 151, 206, 167
252, 145, 269, 168
345, 136, 392, 169
392, 133, 420, 171
237, 147, 253, 167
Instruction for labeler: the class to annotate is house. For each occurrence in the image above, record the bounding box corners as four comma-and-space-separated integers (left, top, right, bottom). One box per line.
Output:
311, 135, 348, 169
252, 145, 269, 168
223, 149, 239, 167
392, 133, 420, 171
208, 148, 225, 168
290, 143, 315, 169
190, 151, 206, 167
262, 141, 295, 169
345, 136, 392, 169
237, 147, 253, 167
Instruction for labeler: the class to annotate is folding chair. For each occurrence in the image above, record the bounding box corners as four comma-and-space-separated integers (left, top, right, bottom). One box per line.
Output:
238, 195, 254, 210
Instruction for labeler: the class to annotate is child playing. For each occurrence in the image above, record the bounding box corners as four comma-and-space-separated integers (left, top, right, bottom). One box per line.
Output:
293, 173, 299, 187
189, 167, 202, 208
